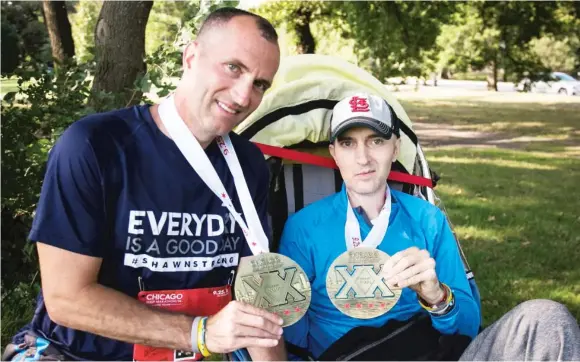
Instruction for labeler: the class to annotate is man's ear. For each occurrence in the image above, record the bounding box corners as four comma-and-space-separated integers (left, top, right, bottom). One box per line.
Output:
392, 137, 402, 163
329, 143, 336, 161
182, 41, 199, 70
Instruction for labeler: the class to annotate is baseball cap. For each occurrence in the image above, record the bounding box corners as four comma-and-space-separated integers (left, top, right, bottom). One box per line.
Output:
329, 93, 400, 143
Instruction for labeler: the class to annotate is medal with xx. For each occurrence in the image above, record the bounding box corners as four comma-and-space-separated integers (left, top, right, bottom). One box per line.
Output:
326, 247, 401, 319
327, 187, 401, 319
234, 252, 311, 327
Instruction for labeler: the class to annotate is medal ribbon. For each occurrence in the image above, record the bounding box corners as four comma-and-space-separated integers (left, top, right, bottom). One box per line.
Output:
345, 187, 392, 250
158, 95, 269, 255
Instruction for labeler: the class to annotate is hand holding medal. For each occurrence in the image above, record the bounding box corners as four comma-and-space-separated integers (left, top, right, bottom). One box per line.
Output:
381, 246, 446, 306
203, 300, 284, 353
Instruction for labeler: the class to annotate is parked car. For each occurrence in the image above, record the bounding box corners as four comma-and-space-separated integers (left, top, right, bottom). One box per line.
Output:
517, 72, 580, 95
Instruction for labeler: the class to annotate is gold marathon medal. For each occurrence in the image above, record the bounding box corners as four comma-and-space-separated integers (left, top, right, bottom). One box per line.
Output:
326, 247, 401, 319
234, 252, 311, 327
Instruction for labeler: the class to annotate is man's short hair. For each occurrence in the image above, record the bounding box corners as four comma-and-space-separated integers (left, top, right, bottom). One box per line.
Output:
198, 7, 278, 43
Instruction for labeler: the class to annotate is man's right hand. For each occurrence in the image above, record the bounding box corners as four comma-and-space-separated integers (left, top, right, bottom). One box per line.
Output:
204, 301, 283, 353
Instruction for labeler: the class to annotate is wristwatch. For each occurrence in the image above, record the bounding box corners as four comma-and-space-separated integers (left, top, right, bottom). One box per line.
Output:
418, 283, 455, 316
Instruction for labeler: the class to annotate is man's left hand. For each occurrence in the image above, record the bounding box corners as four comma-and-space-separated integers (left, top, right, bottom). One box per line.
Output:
381, 246, 444, 305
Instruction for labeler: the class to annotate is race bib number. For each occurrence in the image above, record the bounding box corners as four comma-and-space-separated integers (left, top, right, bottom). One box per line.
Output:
133, 285, 231, 361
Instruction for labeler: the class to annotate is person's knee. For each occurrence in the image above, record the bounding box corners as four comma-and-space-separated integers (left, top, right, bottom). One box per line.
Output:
511, 299, 573, 326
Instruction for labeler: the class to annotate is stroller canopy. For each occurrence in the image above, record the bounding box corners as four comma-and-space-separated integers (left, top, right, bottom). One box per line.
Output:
235, 54, 418, 175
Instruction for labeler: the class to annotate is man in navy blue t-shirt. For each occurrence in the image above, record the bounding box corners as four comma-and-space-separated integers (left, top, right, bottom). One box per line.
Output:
4, 8, 286, 362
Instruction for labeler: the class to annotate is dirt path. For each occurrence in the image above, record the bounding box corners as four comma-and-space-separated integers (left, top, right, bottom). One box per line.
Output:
414, 122, 579, 155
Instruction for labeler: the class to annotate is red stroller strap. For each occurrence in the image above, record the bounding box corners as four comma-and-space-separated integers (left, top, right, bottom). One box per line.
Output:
254, 143, 434, 188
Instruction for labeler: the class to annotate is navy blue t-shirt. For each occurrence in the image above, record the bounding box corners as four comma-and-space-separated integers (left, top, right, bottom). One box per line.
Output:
15, 105, 271, 360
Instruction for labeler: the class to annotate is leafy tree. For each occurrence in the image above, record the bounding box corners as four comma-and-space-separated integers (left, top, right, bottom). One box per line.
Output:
342, 1, 457, 81
1, 61, 100, 344
1, 18, 20, 74
146, 1, 201, 55
69, 0, 102, 63
254, 1, 334, 55
255, 1, 456, 80
1, 2, 51, 68
530, 35, 578, 75
434, 1, 573, 90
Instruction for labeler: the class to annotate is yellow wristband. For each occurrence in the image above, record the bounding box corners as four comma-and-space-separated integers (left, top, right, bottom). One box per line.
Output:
197, 317, 211, 357
419, 283, 453, 312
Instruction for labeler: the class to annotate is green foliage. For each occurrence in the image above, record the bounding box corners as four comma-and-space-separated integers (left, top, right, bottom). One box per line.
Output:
254, 1, 325, 56
1, 59, 101, 344
309, 20, 357, 63
1, 281, 40, 346
433, 2, 577, 84
146, 1, 201, 55
254, 1, 333, 50
2, 63, 94, 216
255, 1, 456, 80
257, 1, 577, 82
531, 35, 579, 74
69, 0, 102, 63
1, 19, 20, 74
0, 1, 50, 68
70, 0, 201, 64
342, 1, 457, 80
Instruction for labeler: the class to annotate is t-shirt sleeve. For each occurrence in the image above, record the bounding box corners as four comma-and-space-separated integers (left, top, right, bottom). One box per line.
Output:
28, 122, 108, 258
278, 215, 314, 360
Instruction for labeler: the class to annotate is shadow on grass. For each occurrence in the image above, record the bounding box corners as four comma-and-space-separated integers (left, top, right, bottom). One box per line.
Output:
401, 99, 580, 129
402, 98, 580, 154
427, 147, 580, 326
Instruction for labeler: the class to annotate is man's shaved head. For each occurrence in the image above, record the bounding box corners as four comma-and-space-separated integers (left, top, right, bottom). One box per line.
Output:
172, 6, 280, 147
197, 7, 278, 44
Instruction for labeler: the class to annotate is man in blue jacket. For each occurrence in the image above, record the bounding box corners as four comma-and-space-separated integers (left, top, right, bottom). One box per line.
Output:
279, 93, 580, 360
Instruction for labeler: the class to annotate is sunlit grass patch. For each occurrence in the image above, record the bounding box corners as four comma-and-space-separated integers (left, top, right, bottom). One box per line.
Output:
399, 95, 580, 144
425, 146, 580, 325
428, 155, 557, 170
1, 77, 18, 99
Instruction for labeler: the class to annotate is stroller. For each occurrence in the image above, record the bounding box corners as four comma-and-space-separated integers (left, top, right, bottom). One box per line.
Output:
230, 54, 481, 361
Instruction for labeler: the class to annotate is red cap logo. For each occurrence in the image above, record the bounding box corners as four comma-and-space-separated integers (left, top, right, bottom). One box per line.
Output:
349, 96, 370, 112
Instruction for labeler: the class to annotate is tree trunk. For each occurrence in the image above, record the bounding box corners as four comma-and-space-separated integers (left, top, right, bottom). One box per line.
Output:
42, 0, 75, 66
90, 1, 153, 110
487, 58, 498, 91
293, 7, 315, 54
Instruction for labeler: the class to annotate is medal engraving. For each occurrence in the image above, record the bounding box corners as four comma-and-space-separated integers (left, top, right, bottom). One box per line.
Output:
235, 253, 311, 326
327, 247, 401, 319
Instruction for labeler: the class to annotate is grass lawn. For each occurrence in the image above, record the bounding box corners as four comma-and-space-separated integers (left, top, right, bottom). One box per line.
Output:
398, 90, 580, 326
1, 77, 19, 99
